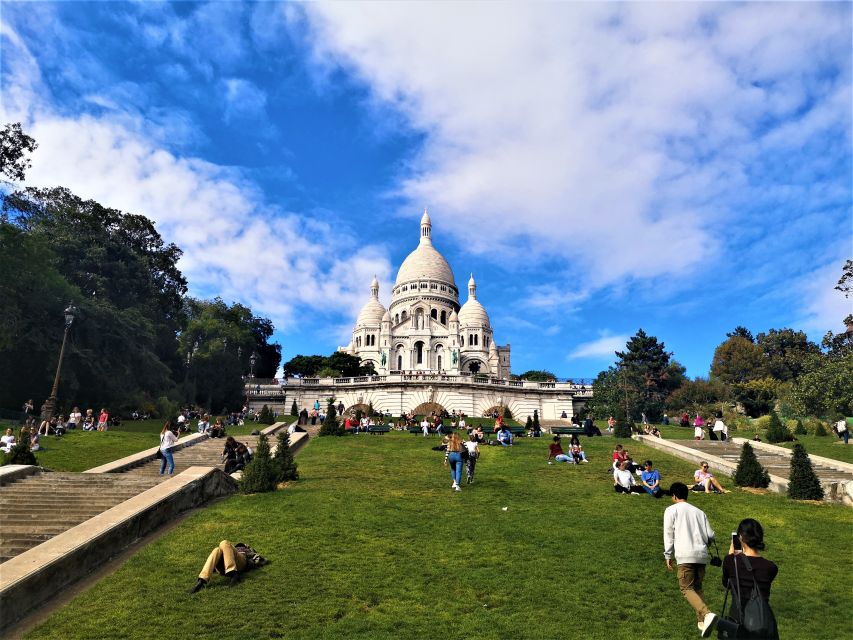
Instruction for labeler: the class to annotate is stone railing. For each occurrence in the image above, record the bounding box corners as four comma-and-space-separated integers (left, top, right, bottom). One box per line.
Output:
247, 375, 592, 394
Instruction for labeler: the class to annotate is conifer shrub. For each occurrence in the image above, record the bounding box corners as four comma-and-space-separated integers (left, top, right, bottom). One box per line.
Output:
525, 416, 533, 430
240, 434, 277, 493
793, 419, 807, 436
765, 411, 793, 443
503, 406, 513, 421
733, 442, 770, 488
614, 418, 634, 439
787, 443, 824, 501
290, 400, 298, 416
532, 410, 540, 433
273, 431, 299, 482
319, 404, 342, 436
1, 435, 37, 466
814, 423, 829, 437
258, 404, 275, 425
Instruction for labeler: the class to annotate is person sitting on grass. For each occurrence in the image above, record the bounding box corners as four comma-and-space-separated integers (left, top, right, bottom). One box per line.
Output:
548, 436, 573, 464
497, 424, 513, 447
613, 459, 643, 494
82, 409, 95, 431
612, 444, 641, 473
693, 462, 729, 494
29, 430, 41, 452
97, 408, 109, 431
569, 434, 589, 463
197, 414, 210, 434
210, 418, 225, 439
640, 460, 665, 498
190, 540, 267, 593
0, 428, 16, 453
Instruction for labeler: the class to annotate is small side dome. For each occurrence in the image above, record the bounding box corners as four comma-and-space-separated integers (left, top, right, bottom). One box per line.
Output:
382, 310, 392, 322
449, 309, 459, 322
458, 299, 490, 328
356, 299, 386, 328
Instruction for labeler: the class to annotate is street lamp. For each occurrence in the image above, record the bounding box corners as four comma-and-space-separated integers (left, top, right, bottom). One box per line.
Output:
41, 302, 76, 421
249, 351, 258, 378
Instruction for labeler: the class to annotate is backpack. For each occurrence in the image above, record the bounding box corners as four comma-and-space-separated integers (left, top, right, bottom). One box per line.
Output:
719, 555, 778, 639
235, 543, 268, 570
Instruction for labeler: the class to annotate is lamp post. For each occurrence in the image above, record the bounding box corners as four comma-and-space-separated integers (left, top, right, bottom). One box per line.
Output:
249, 351, 258, 378
41, 303, 76, 422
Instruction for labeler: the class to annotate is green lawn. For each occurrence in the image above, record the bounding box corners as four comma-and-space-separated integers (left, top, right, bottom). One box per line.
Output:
26, 433, 851, 639
1, 419, 280, 472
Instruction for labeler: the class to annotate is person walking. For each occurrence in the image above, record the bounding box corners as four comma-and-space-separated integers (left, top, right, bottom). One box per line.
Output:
463, 433, 480, 484
444, 432, 464, 491
663, 482, 718, 637
159, 421, 178, 475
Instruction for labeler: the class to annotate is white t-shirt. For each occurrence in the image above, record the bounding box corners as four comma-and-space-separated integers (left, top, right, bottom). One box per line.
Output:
160, 430, 178, 451
421, 420, 430, 430
1, 435, 15, 452
712, 420, 727, 434
613, 468, 635, 489
694, 426, 704, 439
69, 411, 82, 425
177, 415, 186, 425
463, 441, 478, 455
836, 419, 848, 433
458, 419, 466, 429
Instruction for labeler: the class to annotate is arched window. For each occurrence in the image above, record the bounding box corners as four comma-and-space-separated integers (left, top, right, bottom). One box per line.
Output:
474, 334, 479, 346
415, 341, 424, 364
431, 309, 437, 320
401, 310, 408, 322
397, 355, 403, 370
440, 310, 446, 324
437, 355, 442, 371
395, 314, 399, 324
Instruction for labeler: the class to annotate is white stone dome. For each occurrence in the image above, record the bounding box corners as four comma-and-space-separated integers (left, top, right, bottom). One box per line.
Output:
356, 298, 386, 328
458, 298, 490, 327
395, 243, 456, 287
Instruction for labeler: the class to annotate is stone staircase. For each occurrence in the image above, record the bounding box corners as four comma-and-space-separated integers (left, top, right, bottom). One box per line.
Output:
0, 473, 161, 563
672, 440, 853, 485
117, 433, 268, 480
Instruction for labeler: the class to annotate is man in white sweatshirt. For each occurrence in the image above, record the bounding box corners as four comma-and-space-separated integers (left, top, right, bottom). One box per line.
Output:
663, 482, 718, 637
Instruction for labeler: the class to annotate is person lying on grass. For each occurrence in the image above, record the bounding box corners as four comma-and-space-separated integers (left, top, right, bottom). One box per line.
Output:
190, 540, 268, 593
693, 462, 729, 494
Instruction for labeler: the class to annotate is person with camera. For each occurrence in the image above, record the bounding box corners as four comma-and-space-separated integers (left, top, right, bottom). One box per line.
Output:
718, 519, 779, 639
663, 482, 719, 637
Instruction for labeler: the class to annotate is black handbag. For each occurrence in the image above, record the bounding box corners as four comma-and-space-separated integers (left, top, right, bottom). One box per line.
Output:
155, 436, 164, 459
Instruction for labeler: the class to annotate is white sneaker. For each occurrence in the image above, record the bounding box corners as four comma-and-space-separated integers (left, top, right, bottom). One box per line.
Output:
451, 482, 457, 489
548, 461, 553, 465
454, 485, 461, 492
699, 612, 717, 637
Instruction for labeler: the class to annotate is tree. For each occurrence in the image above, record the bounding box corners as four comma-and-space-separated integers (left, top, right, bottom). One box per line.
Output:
666, 377, 729, 412
283, 352, 374, 378
733, 442, 770, 488
290, 400, 298, 416
734, 377, 779, 418
0, 122, 38, 182
711, 336, 767, 385
525, 415, 533, 430
273, 431, 298, 482
789, 352, 853, 418
1, 433, 37, 466
503, 405, 513, 420
787, 444, 824, 500
282, 355, 326, 377
793, 419, 807, 436
532, 410, 540, 433
615, 330, 684, 421
726, 326, 755, 343
319, 403, 341, 436
518, 370, 557, 382
756, 328, 820, 382
586, 367, 624, 420
765, 411, 793, 443
258, 405, 274, 425
836, 259, 852, 296
249, 316, 281, 379
614, 417, 633, 438
239, 434, 278, 493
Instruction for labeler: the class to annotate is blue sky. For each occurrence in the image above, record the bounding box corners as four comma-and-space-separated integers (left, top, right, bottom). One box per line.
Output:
2, 2, 850, 379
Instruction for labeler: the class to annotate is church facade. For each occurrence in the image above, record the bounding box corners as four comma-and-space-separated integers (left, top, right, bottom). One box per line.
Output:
340, 210, 511, 378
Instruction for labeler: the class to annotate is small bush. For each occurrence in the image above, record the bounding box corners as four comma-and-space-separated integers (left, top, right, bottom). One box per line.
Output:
793, 419, 807, 436
614, 418, 634, 439
258, 404, 275, 425
752, 415, 771, 431
319, 404, 342, 436
525, 416, 533, 430
765, 412, 793, 443
503, 406, 513, 421
814, 422, 829, 437
273, 431, 298, 482
240, 434, 278, 494
532, 410, 540, 433
788, 443, 824, 501
2, 436, 37, 466
290, 400, 298, 416
733, 442, 770, 488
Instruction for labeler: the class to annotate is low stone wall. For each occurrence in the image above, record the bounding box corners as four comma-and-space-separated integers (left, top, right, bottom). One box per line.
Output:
0, 467, 237, 633
0, 464, 41, 487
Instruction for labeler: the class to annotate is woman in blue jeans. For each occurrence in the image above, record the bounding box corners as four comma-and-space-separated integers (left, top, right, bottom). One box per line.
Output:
159, 421, 178, 475
443, 432, 464, 492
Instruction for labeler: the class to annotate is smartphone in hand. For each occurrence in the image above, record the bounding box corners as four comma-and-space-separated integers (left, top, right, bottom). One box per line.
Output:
732, 532, 742, 552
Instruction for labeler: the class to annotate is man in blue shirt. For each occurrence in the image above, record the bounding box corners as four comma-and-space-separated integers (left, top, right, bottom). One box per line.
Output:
497, 424, 513, 446
641, 460, 665, 498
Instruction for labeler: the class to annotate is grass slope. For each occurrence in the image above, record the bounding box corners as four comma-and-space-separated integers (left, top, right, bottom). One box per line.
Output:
27, 434, 851, 640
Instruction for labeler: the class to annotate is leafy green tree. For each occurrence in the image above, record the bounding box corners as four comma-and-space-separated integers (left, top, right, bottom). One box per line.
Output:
615, 330, 684, 421
765, 411, 793, 443
273, 430, 298, 482
614, 418, 633, 438
666, 377, 729, 412
0, 122, 38, 182
283, 352, 374, 378
319, 403, 341, 436
789, 352, 853, 418
787, 444, 824, 501
249, 316, 281, 379
756, 328, 820, 382
586, 367, 624, 420
711, 336, 767, 385
733, 442, 770, 488
518, 370, 557, 381
239, 434, 278, 493
734, 377, 779, 417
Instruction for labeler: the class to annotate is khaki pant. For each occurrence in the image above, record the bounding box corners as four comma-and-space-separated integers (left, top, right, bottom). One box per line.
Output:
677, 563, 710, 623
199, 540, 247, 581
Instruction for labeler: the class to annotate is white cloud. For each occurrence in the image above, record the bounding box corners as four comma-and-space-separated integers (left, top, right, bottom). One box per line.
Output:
221, 78, 267, 123
0, 24, 390, 334
298, 3, 850, 292
568, 334, 629, 360
792, 261, 852, 336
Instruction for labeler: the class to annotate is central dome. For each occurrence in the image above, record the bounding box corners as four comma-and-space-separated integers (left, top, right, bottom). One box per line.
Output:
393, 209, 457, 287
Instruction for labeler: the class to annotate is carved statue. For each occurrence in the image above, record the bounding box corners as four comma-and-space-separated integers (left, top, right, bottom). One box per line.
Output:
380, 350, 387, 366
452, 349, 458, 365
